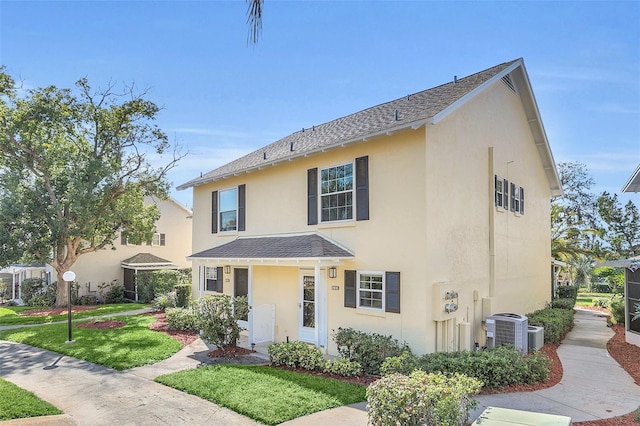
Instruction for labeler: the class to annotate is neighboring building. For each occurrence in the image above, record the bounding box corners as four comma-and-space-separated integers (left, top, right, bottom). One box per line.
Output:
69, 196, 192, 300
0, 264, 55, 301
178, 58, 562, 355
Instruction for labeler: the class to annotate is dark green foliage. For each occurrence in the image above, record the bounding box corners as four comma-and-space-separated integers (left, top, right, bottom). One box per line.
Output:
268, 341, 326, 371
527, 308, 574, 344
332, 327, 410, 375
152, 292, 177, 312
551, 298, 575, 310
77, 295, 98, 305
411, 345, 549, 389
104, 285, 125, 304
380, 350, 419, 376
135, 269, 192, 303
556, 285, 578, 301
175, 284, 191, 308
20, 278, 56, 307
165, 307, 199, 331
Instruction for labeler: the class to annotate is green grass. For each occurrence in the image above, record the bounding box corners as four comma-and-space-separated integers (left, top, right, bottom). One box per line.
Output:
0, 315, 181, 370
0, 378, 62, 420
0, 303, 147, 325
156, 365, 366, 425
576, 292, 614, 307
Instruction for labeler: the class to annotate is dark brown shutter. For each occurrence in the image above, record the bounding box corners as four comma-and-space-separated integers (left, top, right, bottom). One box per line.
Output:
307, 168, 318, 225
355, 156, 369, 221
520, 187, 525, 214
160, 233, 166, 246
216, 266, 224, 293
121, 233, 127, 245
211, 191, 218, 233
503, 179, 509, 210
238, 184, 246, 231
385, 271, 401, 313
510, 182, 516, 212
494, 175, 499, 207
344, 270, 356, 308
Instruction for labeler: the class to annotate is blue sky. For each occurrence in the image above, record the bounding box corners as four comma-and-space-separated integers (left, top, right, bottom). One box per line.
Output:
1, 1, 639, 209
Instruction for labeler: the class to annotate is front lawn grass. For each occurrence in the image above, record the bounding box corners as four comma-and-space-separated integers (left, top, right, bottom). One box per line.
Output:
0, 378, 62, 420
0, 303, 147, 325
0, 315, 181, 370
156, 365, 366, 425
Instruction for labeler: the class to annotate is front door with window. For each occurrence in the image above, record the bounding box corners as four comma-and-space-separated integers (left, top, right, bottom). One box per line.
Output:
299, 272, 316, 343
234, 268, 249, 328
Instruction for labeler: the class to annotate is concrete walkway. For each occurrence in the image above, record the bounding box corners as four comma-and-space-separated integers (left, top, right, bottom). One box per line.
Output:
2, 308, 639, 425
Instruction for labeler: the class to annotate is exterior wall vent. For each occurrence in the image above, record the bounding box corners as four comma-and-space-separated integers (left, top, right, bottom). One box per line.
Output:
501, 75, 516, 93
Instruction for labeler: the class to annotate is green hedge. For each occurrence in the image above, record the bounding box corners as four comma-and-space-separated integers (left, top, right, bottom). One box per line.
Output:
527, 307, 574, 344
551, 297, 575, 310
556, 285, 578, 301
332, 327, 409, 375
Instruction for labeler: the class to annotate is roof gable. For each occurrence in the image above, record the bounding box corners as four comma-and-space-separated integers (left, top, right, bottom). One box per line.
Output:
178, 58, 561, 195
622, 164, 640, 193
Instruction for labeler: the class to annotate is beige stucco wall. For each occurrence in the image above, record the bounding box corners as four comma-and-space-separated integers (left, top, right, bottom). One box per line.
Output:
66, 197, 192, 296
190, 78, 554, 356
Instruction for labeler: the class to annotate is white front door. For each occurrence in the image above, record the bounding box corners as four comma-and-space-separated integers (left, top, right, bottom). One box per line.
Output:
299, 271, 316, 343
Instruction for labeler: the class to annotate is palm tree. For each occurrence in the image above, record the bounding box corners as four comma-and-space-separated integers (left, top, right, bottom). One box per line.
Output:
247, 0, 264, 44
551, 204, 589, 262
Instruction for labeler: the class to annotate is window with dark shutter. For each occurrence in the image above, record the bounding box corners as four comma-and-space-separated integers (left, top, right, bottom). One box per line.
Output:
519, 187, 525, 214
385, 271, 401, 313
216, 266, 224, 293
121, 233, 127, 245
503, 179, 509, 210
344, 270, 356, 308
510, 182, 516, 212
238, 184, 246, 231
308, 168, 318, 225
355, 156, 369, 221
159, 233, 166, 246
211, 191, 218, 234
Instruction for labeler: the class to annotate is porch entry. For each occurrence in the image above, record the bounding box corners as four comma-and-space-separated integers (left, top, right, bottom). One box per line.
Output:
234, 268, 249, 329
298, 269, 327, 347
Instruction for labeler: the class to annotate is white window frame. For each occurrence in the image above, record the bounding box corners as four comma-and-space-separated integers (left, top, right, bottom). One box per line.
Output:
219, 187, 238, 232
495, 175, 508, 209
150, 233, 165, 246
205, 267, 219, 292
319, 162, 354, 223
357, 270, 385, 311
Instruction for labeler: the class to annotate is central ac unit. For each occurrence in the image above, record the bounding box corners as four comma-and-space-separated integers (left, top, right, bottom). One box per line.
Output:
485, 313, 528, 354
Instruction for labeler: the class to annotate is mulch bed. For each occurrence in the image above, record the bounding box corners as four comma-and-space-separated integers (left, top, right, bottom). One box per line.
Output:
146, 312, 200, 347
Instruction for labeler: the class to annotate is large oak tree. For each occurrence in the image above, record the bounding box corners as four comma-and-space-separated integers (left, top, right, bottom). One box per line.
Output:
0, 69, 182, 305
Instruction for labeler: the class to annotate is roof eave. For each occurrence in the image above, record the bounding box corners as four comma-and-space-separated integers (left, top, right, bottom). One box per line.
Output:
176, 119, 427, 190
622, 164, 640, 193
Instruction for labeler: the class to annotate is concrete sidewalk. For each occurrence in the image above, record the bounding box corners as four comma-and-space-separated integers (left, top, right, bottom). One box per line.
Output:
2, 308, 639, 425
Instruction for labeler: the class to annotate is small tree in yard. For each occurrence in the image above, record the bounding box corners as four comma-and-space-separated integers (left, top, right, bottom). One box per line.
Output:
0, 68, 183, 306
196, 294, 249, 352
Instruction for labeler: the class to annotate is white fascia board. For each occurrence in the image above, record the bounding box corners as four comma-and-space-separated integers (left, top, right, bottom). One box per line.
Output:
622, 164, 640, 193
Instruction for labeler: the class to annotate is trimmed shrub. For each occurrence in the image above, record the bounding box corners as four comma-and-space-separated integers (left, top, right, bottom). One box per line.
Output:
196, 294, 249, 348
78, 295, 98, 305
551, 297, 575, 310
152, 291, 178, 312
323, 358, 363, 377
268, 341, 325, 370
415, 345, 549, 389
527, 307, 574, 344
367, 371, 481, 426
175, 284, 191, 308
380, 350, 419, 376
104, 284, 125, 304
135, 269, 192, 303
21, 278, 56, 307
556, 285, 578, 301
609, 294, 626, 325
165, 307, 199, 331
333, 327, 410, 375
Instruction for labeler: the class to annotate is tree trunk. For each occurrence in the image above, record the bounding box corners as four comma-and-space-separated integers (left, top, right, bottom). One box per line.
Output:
54, 270, 72, 307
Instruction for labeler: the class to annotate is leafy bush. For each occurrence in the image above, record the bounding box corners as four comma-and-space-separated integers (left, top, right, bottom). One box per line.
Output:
367, 371, 481, 426
380, 350, 420, 376
590, 282, 612, 293
527, 307, 574, 344
333, 327, 410, 375
196, 294, 249, 348
268, 341, 326, 370
78, 295, 98, 305
592, 267, 624, 294
21, 278, 56, 307
413, 345, 549, 389
135, 269, 192, 303
165, 307, 199, 331
104, 284, 125, 304
175, 284, 191, 308
592, 297, 609, 308
323, 358, 363, 377
556, 285, 578, 301
152, 291, 178, 312
551, 297, 575, 310
609, 294, 626, 325
635, 405, 640, 423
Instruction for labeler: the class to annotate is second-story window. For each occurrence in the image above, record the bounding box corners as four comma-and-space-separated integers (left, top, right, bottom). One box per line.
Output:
320, 163, 353, 222
219, 188, 238, 232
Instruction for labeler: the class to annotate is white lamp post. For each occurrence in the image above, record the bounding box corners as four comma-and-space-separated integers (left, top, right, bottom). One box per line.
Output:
62, 271, 76, 344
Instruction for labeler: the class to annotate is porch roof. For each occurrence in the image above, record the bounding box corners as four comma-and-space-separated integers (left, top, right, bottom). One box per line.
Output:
121, 253, 179, 270
188, 234, 354, 262
603, 256, 640, 271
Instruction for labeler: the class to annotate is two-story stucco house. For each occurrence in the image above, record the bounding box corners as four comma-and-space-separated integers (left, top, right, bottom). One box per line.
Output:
178, 58, 562, 355
65, 196, 192, 300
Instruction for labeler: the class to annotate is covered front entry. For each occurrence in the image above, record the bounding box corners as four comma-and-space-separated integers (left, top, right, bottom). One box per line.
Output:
298, 269, 327, 346
121, 253, 179, 301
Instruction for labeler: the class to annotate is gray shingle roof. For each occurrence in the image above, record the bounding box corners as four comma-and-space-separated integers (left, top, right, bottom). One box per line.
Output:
177, 59, 519, 190
121, 253, 174, 265
188, 234, 354, 259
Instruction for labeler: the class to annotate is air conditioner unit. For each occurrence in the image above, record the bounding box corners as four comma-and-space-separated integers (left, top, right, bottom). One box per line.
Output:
527, 325, 544, 352
485, 313, 528, 354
